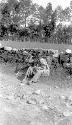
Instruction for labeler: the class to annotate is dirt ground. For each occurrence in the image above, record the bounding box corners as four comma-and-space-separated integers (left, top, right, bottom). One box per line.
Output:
0, 63, 72, 125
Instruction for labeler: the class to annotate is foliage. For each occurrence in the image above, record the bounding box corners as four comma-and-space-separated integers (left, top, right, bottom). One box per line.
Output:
0, 0, 72, 44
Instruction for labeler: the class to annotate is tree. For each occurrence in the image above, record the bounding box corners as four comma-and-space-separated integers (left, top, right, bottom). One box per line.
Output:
18, 0, 34, 27
61, 7, 71, 22
44, 2, 53, 25
70, 1, 72, 9
38, 5, 45, 24
55, 5, 63, 22
1, 2, 11, 26
38, 3, 53, 25
32, 3, 53, 42
7, 0, 20, 25
0, 0, 21, 26
0, 0, 21, 39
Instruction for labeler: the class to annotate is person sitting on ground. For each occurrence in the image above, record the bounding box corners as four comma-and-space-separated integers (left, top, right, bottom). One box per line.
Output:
30, 57, 50, 83
23, 56, 50, 84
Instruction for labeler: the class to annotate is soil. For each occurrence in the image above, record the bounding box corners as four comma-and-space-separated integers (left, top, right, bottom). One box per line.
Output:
0, 62, 72, 125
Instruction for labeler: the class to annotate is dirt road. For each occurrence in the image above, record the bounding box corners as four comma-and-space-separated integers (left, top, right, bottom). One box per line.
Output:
0, 63, 72, 125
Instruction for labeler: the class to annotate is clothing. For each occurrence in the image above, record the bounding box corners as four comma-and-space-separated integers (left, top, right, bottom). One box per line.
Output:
22, 66, 37, 84
31, 68, 50, 83
23, 58, 50, 84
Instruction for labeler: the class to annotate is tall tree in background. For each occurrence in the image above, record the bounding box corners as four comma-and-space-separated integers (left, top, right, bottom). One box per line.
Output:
34, 3, 53, 41
38, 3, 53, 25
1, 2, 11, 26
0, 0, 21, 39
7, 0, 20, 25
70, 1, 72, 9
38, 5, 45, 24
44, 2, 53, 25
55, 5, 63, 22
1, 0, 20, 26
18, 0, 34, 27
63, 7, 71, 21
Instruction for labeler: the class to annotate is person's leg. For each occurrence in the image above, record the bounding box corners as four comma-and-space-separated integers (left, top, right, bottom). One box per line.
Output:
26, 66, 33, 76
22, 66, 34, 84
30, 70, 42, 83
30, 67, 50, 83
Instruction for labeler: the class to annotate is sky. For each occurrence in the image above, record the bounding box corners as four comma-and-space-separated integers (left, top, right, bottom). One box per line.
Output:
0, 0, 71, 10
32, 0, 71, 10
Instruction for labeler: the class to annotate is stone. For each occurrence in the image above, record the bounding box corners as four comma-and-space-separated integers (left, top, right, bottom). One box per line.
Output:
42, 105, 49, 110
66, 49, 72, 54
0, 43, 2, 48
13, 48, 18, 51
26, 98, 37, 105
57, 118, 72, 125
5, 46, 12, 51
63, 110, 72, 116
39, 99, 45, 105
33, 90, 41, 95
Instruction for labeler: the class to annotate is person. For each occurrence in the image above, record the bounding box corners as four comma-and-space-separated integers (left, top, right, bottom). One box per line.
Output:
30, 57, 50, 83
15, 55, 34, 83
23, 57, 50, 84
22, 62, 37, 84
15, 63, 30, 83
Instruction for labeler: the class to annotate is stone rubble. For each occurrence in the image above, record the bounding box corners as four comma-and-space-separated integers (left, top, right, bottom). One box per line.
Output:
1, 46, 72, 124
0, 45, 72, 84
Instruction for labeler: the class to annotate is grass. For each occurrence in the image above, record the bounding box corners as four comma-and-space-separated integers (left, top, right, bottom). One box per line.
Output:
1, 41, 72, 125
1, 40, 72, 52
